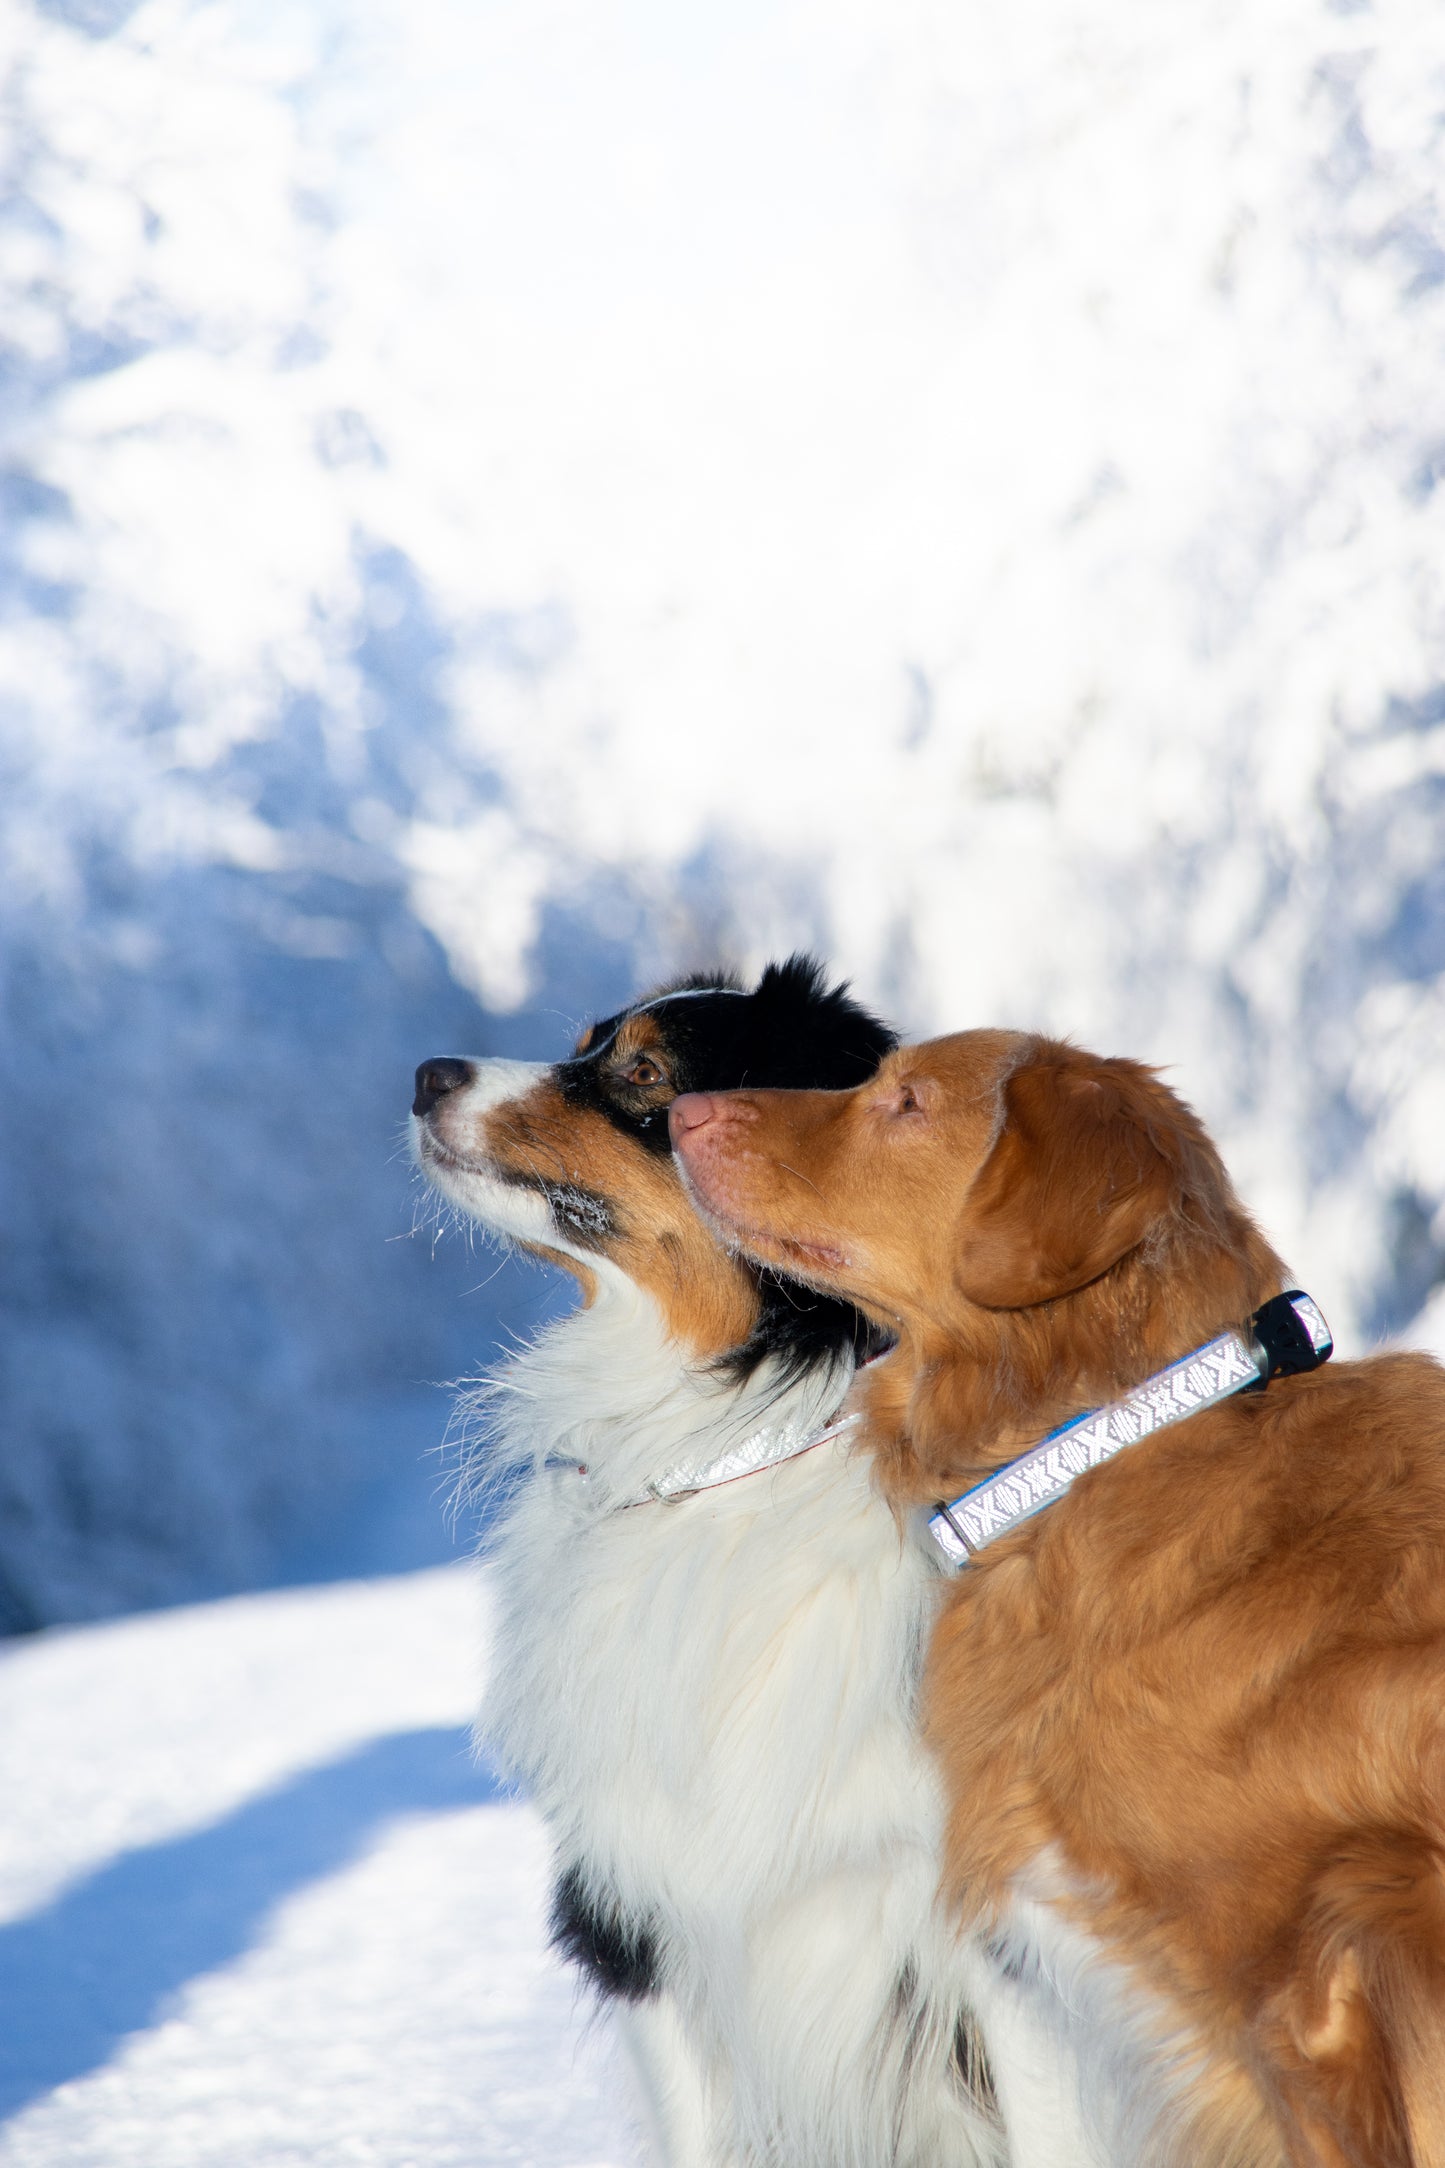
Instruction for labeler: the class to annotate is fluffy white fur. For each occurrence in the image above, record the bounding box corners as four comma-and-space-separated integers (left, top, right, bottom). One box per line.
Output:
987, 1857, 1238, 2168
415, 1061, 1100, 2168
479, 1281, 996, 2168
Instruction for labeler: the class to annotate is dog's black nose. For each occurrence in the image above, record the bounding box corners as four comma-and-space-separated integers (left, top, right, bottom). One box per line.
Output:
413, 1058, 475, 1119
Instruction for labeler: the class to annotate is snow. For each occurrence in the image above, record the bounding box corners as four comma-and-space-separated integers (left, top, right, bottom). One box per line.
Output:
4, 0, 1445, 1626
0, 1566, 638, 2167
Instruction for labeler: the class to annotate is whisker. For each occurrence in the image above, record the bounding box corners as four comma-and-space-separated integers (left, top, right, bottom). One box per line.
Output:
778, 1160, 825, 1199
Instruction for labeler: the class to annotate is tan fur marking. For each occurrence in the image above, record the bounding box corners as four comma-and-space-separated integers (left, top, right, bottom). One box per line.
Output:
516, 1239, 599, 1305
480, 1077, 755, 1356
607, 1015, 669, 1071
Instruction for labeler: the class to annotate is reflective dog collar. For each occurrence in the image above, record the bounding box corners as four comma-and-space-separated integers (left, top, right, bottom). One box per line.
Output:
928, 1290, 1333, 1567
548, 1408, 862, 1510
627, 1409, 861, 1506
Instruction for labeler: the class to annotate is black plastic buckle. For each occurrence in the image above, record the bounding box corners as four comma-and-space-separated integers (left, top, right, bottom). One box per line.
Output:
1240, 1290, 1333, 1393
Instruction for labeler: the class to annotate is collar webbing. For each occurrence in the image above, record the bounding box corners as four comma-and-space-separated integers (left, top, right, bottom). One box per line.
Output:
546, 1406, 861, 1512
626, 1408, 860, 1507
928, 1290, 1332, 1568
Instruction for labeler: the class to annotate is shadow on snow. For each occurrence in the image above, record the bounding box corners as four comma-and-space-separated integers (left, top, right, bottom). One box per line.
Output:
0, 1724, 504, 2122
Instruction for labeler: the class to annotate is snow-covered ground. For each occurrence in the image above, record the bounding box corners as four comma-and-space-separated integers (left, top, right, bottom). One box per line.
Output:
0, 1566, 638, 2168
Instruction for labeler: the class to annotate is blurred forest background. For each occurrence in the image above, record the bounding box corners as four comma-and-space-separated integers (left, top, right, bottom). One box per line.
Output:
3, 0, 1445, 1630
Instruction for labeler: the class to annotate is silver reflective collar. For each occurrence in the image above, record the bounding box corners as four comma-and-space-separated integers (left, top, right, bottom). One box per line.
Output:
626, 1408, 861, 1507
548, 1408, 861, 1512
929, 1290, 1332, 1568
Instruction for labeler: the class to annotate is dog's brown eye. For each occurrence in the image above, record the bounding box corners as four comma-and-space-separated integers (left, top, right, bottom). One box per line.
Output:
627, 1056, 666, 1087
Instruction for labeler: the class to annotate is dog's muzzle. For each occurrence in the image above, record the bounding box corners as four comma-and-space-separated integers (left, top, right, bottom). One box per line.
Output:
413, 1058, 476, 1120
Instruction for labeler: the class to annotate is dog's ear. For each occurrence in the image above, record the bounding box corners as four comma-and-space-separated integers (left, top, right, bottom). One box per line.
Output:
955, 1056, 1173, 1309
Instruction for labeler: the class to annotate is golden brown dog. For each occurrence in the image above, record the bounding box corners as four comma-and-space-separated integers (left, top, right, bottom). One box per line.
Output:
671, 1031, 1445, 2168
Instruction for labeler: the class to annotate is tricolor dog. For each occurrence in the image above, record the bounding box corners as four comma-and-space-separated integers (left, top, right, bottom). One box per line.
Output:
411, 967, 1092, 2168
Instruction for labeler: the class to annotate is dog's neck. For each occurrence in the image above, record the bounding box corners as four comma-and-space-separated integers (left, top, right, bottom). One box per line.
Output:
457, 1270, 856, 1514
864, 1220, 1288, 1506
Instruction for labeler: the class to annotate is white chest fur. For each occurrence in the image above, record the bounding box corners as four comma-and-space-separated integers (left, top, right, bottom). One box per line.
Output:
473, 1279, 1003, 2168
984, 1857, 1240, 2168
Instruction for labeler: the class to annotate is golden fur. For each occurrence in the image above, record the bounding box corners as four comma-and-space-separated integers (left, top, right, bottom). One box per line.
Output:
672, 1031, 1445, 2167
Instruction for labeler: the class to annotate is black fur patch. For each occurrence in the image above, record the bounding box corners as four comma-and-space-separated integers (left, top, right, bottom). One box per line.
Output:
952, 2010, 999, 2119
889, 1959, 1001, 2134
717, 1270, 893, 1388
540, 1179, 618, 1249
560, 953, 898, 1377
492, 1162, 621, 1250
550, 1864, 660, 2002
